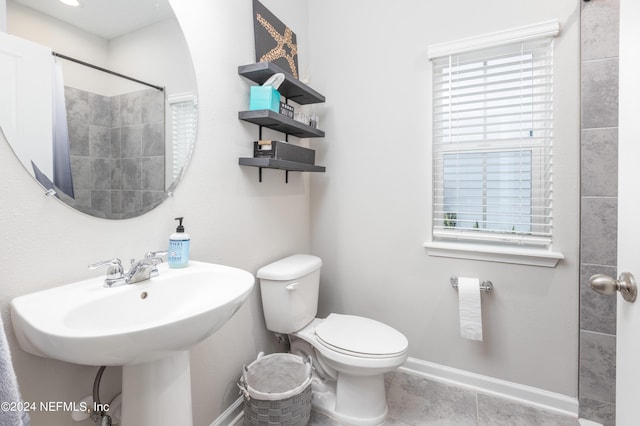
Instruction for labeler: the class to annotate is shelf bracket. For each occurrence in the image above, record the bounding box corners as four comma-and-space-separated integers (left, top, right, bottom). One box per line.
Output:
259, 125, 263, 140
255, 168, 291, 183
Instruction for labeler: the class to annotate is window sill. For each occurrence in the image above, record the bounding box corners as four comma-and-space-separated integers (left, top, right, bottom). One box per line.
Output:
423, 241, 564, 268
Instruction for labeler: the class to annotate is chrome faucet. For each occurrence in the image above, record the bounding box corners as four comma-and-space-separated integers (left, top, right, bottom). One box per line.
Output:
89, 251, 167, 287
126, 251, 167, 284
88, 258, 125, 287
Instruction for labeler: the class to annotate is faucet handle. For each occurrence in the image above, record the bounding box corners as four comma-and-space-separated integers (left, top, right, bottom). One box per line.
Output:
88, 258, 125, 286
89, 258, 122, 271
145, 251, 167, 278
145, 251, 167, 264
145, 250, 168, 258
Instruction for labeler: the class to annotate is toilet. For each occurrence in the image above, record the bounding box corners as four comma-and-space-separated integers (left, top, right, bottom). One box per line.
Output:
257, 254, 408, 426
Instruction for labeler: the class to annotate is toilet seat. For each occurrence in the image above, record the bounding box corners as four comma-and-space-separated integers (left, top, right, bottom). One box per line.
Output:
314, 314, 408, 359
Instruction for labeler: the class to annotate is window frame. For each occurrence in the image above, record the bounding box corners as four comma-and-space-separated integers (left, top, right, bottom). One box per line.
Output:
167, 92, 198, 184
424, 20, 564, 267
429, 23, 557, 248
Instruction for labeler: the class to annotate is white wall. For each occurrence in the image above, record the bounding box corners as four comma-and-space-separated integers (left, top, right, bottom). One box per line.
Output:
7, 1, 112, 95
0, 1, 310, 426
0, 0, 5, 32
7, 3, 193, 98
308, 0, 580, 397
109, 18, 195, 96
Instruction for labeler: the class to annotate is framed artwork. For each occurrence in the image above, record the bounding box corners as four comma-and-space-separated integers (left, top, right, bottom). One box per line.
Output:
253, 0, 299, 79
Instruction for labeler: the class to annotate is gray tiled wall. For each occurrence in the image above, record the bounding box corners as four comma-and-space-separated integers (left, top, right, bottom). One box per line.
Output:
65, 87, 165, 219
579, 0, 619, 425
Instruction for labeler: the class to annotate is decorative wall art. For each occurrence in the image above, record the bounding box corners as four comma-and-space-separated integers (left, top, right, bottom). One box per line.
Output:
252, 0, 299, 79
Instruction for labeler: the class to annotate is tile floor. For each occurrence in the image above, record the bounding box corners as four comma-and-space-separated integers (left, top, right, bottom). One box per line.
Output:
307, 371, 579, 426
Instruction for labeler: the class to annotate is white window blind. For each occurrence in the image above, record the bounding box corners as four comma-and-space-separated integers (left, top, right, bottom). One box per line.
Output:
432, 36, 554, 246
169, 93, 198, 181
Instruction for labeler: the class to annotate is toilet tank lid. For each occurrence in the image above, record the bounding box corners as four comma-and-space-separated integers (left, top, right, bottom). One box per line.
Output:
257, 254, 323, 281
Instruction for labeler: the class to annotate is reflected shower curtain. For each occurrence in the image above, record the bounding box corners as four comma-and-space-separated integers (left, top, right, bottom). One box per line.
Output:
52, 61, 74, 198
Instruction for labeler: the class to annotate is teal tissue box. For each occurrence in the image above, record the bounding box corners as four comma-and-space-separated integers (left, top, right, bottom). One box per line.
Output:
250, 86, 281, 112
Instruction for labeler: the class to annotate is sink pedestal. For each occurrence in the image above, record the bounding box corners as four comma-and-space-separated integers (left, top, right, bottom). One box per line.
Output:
121, 351, 193, 426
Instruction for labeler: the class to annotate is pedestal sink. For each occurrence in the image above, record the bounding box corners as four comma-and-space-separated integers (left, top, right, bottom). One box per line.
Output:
10, 261, 254, 425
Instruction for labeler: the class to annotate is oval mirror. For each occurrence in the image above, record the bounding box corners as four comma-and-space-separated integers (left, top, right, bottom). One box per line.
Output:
2, 0, 198, 219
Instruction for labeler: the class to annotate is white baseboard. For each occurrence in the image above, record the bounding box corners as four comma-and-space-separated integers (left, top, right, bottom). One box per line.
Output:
209, 396, 244, 426
578, 419, 603, 426
400, 357, 579, 417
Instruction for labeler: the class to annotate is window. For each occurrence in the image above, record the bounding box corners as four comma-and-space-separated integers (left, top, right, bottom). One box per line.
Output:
168, 93, 198, 182
431, 34, 554, 247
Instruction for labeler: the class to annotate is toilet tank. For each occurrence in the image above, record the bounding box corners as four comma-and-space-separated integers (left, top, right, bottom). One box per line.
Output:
256, 254, 322, 334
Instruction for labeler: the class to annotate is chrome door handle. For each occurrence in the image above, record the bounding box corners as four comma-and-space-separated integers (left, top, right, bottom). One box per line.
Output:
589, 272, 637, 303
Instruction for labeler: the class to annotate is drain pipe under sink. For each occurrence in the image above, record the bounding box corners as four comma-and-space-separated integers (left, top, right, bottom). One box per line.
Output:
89, 366, 111, 426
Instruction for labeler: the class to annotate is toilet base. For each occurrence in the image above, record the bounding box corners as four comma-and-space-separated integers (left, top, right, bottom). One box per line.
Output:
287, 317, 406, 426
310, 372, 388, 426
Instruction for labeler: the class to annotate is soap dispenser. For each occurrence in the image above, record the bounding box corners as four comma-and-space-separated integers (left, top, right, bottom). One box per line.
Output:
168, 217, 190, 268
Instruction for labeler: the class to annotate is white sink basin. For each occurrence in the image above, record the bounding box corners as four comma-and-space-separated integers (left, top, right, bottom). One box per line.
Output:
11, 260, 254, 365
10, 260, 254, 425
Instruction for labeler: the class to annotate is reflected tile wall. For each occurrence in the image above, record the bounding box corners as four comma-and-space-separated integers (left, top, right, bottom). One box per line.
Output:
66, 87, 90, 157
66, 87, 165, 219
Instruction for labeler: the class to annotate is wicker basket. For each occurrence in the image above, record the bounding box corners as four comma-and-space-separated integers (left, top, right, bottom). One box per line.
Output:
243, 383, 312, 425
239, 353, 313, 426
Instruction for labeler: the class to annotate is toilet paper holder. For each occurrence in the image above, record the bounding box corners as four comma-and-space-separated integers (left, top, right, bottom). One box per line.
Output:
450, 276, 494, 292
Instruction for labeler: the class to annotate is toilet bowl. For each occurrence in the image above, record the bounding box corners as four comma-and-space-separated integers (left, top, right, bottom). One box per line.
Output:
257, 255, 408, 426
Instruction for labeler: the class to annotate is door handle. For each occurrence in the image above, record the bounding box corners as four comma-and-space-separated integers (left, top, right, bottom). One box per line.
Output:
589, 272, 637, 303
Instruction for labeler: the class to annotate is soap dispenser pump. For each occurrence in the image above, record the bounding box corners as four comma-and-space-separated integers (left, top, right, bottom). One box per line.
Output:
168, 217, 190, 268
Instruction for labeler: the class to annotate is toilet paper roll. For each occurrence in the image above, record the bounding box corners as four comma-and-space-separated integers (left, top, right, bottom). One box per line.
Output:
458, 277, 483, 341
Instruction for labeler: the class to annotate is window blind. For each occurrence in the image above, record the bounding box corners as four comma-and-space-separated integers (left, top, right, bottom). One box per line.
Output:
169, 94, 198, 181
432, 37, 554, 246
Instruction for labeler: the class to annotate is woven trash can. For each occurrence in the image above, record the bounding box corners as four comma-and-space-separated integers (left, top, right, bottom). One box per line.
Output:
239, 352, 313, 426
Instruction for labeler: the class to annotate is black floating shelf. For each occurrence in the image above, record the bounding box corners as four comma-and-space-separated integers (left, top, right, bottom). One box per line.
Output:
239, 157, 326, 183
239, 110, 325, 138
238, 62, 325, 105
239, 157, 326, 172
